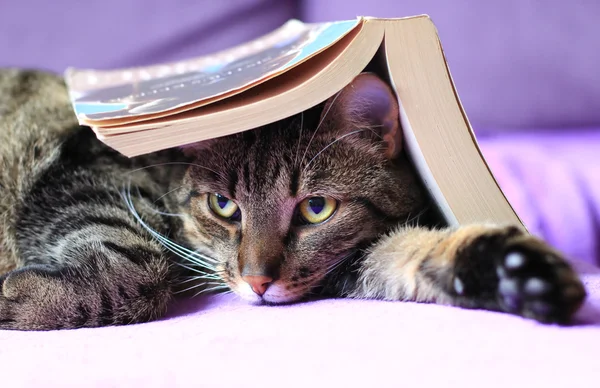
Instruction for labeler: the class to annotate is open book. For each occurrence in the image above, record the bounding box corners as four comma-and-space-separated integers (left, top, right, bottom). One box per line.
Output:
64, 15, 524, 229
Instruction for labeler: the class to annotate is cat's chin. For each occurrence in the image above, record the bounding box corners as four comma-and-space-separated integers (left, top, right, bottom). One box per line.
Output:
235, 282, 303, 305
262, 285, 303, 305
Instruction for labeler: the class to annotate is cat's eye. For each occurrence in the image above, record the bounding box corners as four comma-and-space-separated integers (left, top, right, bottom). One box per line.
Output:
297, 196, 337, 224
208, 193, 241, 221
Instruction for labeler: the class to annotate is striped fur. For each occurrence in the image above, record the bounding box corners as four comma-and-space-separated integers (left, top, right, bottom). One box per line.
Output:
0, 69, 585, 330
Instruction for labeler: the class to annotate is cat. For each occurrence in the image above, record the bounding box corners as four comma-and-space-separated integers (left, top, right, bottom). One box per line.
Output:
0, 69, 586, 330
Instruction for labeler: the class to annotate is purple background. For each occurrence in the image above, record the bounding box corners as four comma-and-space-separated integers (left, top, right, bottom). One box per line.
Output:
1, 2, 599, 385
2, 0, 598, 130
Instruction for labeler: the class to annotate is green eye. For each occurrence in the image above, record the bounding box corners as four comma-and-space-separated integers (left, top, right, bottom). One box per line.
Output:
298, 196, 337, 224
208, 193, 240, 220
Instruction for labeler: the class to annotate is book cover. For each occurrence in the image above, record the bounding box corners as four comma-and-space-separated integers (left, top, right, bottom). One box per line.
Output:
66, 19, 360, 124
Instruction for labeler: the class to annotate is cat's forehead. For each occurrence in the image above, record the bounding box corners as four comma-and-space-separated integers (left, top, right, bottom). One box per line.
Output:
184, 111, 391, 204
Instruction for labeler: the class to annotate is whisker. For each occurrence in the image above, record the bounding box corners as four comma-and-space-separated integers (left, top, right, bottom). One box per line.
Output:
153, 185, 185, 204
294, 111, 304, 168
129, 162, 225, 179
174, 261, 211, 275
404, 206, 430, 227
175, 282, 219, 295
175, 283, 204, 295
179, 274, 221, 280
127, 162, 227, 181
125, 186, 206, 262
363, 124, 384, 140
170, 244, 219, 265
299, 90, 342, 167
192, 285, 230, 298
137, 190, 185, 218
303, 128, 369, 173
202, 281, 226, 286
148, 209, 185, 218
324, 251, 358, 277
177, 275, 220, 285
141, 223, 216, 270
175, 279, 226, 294
122, 183, 218, 272
327, 251, 354, 269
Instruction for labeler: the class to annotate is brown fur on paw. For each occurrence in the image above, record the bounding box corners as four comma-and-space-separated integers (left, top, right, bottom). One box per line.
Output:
0, 265, 74, 330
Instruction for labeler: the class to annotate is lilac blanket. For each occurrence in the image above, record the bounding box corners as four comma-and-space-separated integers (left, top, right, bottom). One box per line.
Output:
0, 129, 599, 387
1, 262, 598, 387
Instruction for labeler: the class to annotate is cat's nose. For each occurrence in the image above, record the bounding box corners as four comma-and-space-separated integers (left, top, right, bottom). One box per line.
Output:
242, 275, 273, 296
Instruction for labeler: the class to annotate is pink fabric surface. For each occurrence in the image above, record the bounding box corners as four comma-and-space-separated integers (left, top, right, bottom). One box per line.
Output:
1, 260, 599, 387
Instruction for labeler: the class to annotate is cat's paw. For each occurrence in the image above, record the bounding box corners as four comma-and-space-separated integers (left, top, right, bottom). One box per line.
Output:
0, 265, 71, 330
453, 227, 586, 324
494, 247, 586, 324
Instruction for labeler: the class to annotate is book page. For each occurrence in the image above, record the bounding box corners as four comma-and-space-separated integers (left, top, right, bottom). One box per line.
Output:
65, 19, 360, 124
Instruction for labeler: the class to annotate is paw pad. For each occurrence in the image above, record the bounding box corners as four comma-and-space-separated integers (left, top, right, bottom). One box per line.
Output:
504, 252, 525, 270
495, 249, 586, 323
453, 277, 464, 295
524, 278, 550, 296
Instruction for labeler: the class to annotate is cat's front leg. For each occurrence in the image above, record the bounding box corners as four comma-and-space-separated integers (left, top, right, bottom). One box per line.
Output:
350, 225, 586, 324
0, 243, 172, 330
0, 194, 176, 331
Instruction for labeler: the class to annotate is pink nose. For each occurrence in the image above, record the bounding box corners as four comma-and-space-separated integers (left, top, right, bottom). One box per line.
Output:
242, 275, 273, 296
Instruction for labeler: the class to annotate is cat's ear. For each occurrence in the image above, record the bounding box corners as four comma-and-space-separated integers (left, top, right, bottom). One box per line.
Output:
321, 72, 402, 159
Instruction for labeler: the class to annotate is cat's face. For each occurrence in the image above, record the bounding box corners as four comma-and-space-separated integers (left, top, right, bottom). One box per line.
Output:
174, 74, 427, 303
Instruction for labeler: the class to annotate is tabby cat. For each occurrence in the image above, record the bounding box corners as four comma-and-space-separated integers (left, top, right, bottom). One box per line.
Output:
0, 69, 586, 330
